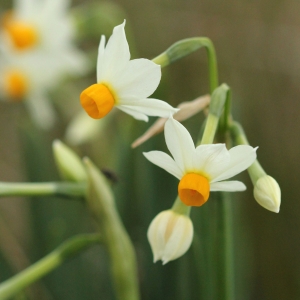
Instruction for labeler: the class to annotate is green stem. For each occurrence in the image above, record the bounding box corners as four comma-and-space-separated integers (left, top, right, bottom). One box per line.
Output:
172, 197, 191, 215
230, 121, 266, 183
0, 182, 87, 198
204, 38, 219, 93
152, 37, 218, 93
0, 234, 101, 300
197, 84, 234, 298
84, 158, 139, 300
199, 84, 230, 145
219, 88, 232, 136
201, 114, 219, 144
219, 193, 235, 300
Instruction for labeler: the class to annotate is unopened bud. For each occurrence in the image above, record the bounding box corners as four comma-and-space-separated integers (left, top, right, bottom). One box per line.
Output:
147, 209, 193, 264
254, 175, 281, 213
52, 140, 87, 182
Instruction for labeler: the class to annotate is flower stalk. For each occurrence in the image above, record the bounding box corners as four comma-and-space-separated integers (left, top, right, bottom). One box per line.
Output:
152, 37, 219, 93
218, 192, 235, 300
200, 83, 230, 144
0, 182, 87, 198
83, 157, 139, 300
0, 234, 101, 300
229, 121, 266, 182
172, 196, 191, 215
230, 121, 281, 212
199, 83, 235, 299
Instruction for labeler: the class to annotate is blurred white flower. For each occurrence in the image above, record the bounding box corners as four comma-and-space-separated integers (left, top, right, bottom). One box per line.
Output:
0, 0, 89, 129
0, 51, 57, 129
144, 117, 257, 206
80, 21, 178, 121
147, 209, 193, 264
254, 175, 281, 213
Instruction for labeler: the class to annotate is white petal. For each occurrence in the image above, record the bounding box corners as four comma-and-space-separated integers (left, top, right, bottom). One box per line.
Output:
112, 58, 161, 99
118, 98, 179, 118
211, 145, 257, 182
164, 117, 195, 172
194, 144, 230, 178
147, 211, 170, 262
143, 151, 183, 179
98, 21, 130, 82
39, 0, 69, 19
97, 35, 106, 82
210, 181, 246, 192
162, 214, 193, 264
14, 0, 38, 19
116, 105, 148, 121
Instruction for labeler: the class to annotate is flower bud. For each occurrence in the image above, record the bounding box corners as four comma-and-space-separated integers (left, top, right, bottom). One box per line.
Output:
254, 175, 281, 213
52, 140, 87, 182
147, 209, 193, 264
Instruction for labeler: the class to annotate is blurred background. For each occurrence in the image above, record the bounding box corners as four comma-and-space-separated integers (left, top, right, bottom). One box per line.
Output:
0, 0, 298, 299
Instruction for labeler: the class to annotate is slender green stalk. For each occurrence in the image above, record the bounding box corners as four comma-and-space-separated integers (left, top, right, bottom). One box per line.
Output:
218, 193, 235, 300
219, 88, 232, 136
197, 83, 235, 299
83, 158, 139, 300
200, 84, 229, 145
152, 37, 218, 93
0, 182, 87, 198
0, 234, 101, 300
172, 197, 191, 215
201, 114, 219, 144
230, 121, 266, 183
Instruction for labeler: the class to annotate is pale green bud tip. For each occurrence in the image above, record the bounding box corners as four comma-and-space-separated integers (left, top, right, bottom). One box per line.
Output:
147, 210, 193, 265
52, 140, 87, 182
254, 175, 281, 213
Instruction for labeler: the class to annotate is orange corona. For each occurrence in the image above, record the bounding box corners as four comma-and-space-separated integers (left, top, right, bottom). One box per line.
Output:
5, 70, 27, 100
178, 173, 210, 207
4, 15, 38, 50
80, 84, 115, 119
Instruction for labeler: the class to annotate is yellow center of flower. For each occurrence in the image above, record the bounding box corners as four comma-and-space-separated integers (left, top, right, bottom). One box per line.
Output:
80, 84, 115, 119
4, 70, 27, 100
3, 14, 38, 50
178, 173, 210, 207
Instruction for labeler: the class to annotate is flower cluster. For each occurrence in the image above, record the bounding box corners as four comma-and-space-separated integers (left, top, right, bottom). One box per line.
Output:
77, 22, 281, 264
0, 0, 87, 129
0, 4, 280, 267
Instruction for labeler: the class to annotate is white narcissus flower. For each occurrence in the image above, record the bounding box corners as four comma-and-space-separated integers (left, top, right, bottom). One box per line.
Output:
80, 21, 179, 122
0, 51, 57, 129
147, 210, 193, 264
0, 0, 88, 129
1, 0, 87, 74
144, 117, 258, 207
